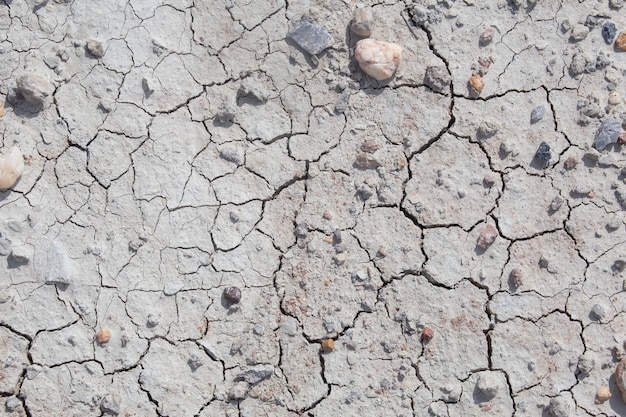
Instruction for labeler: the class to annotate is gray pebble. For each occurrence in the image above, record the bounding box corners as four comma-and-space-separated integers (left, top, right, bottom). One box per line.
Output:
534, 141, 551, 167
295, 224, 308, 239
546, 396, 570, 417
591, 303, 605, 320
147, 313, 160, 327
476, 373, 499, 399
16, 73, 53, 105
610, 0, 624, 9
252, 324, 265, 336
163, 280, 184, 296
576, 354, 594, 377
550, 196, 565, 211
287, 21, 333, 55
569, 24, 589, 41
281, 318, 298, 336
572, 183, 593, 195
351, 7, 373, 37
5, 397, 20, 412
357, 183, 373, 200
86, 39, 104, 58
594, 119, 622, 150
530, 105, 545, 124
187, 353, 203, 370
539, 255, 550, 268
606, 217, 622, 231
9, 245, 32, 265
100, 393, 120, 415
477, 120, 499, 138
424, 66, 452, 94
219, 147, 242, 164
569, 52, 587, 76
236, 364, 274, 384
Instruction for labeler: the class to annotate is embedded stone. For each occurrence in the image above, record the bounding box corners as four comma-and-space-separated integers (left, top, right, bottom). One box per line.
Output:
288, 21, 333, 55
354, 39, 403, 81
16, 73, 53, 105
615, 31, 626, 51
0, 146, 25, 190
351, 7, 373, 37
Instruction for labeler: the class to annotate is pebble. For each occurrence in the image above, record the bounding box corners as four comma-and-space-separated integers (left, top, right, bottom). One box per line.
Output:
321, 338, 335, 351
610, 0, 625, 9
530, 105, 545, 124
616, 31, 626, 51
479, 27, 495, 45
100, 394, 120, 415
509, 268, 523, 288
477, 120, 499, 138
236, 364, 274, 385
615, 357, 626, 402
223, 286, 242, 304
476, 373, 499, 399
86, 39, 104, 58
550, 196, 565, 211
147, 313, 160, 327
424, 65, 452, 93
229, 381, 249, 400
594, 119, 622, 150
563, 156, 578, 170
252, 324, 265, 336
16, 73, 53, 105
572, 183, 593, 195
351, 7, 373, 37
595, 386, 611, 404
468, 73, 485, 94
534, 142, 551, 167
5, 397, 20, 412
287, 21, 333, 55
281, 318, 298, 336
569, 24, 589, 41
476, 224, 498, 250
0, 146, 25, 190
163, 280, 184, 296
608, 92, 621, 105
602, 22, 617, 44
97, 328, 112, 344
354, 39, 403, 81
421, 327, 434, 343
546, 396, 570, 417
606, 217, 622, 231
10, 245, 32, 265
577, 355, 594, 377
590, 303, 605, 320
357, 184, 373, 200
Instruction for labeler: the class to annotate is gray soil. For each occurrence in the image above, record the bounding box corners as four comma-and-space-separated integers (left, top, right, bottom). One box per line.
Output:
1, 0, 626, 416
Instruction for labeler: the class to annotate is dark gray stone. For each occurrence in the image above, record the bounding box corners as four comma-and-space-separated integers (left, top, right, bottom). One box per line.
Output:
534, 142, 551, 167
287, 21, 333, 55
594, 119, 622, 150
530, 105, 545, 124
602, 22, 617, 44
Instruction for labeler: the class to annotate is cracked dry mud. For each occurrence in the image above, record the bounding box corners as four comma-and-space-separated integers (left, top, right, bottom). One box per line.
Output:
0, 0, 625, 416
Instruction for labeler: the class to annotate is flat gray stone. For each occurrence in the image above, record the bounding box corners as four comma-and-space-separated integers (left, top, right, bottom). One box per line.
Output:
288, 21, 333, 55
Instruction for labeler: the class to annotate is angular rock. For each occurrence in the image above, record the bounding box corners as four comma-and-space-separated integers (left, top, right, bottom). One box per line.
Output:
16, 73, 53, 105
602, 22, 617, 44
236, 364, 274, 384
424, 66, 452, 93
351, 7, 373, 37
354, 39, 402, 81
594, 119, 622, 150
288, 21, 333, 55
0, 146, 25, 190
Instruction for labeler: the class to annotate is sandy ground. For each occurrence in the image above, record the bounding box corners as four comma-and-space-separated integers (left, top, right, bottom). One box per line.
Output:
1, 0, 626, 416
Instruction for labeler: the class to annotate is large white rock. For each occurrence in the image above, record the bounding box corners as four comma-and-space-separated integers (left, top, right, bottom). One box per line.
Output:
354, 39, 403, 80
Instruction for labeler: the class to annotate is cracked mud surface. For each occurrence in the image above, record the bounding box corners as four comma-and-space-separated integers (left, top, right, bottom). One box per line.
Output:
1, 0, 626, 416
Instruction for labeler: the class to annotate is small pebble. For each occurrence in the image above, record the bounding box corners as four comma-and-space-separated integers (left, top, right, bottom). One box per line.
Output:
530, 105, 545, 124
569, 24, 589, 41
468, 73, 485, 94
534, 142, 551, 167
577, 355, 594, 377
0, 146, 25, 191
357, 184, 373, 200
476, 373, 499, 400
86, 39, 104, 58
476, 224, 498, 250
550, 196, 565, 211
354, 39, 403, 81
615, 31, 626, 51
97, 328, 112, 344
563, 156, 578, 170
321, 338, 335, 351
610, 0, 625, 9
483, 174, 497, 187
603, 22, 618, 44
595, 386, 611, 404
421, 327, 434, 343
163, 280, 184, 296
223, 286, 242, 304
479, 27, 495, 45
287, 21, 333, 55
147, 313, 160, 327
594, 119, 622, 150
477, 120, 499, 138
424, 66, 452, 93
590, 303, 605, 320
351, 7, 373, 38
608, 92, 621, 105
509, 268, 523, 288
253, 324, 265, 336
